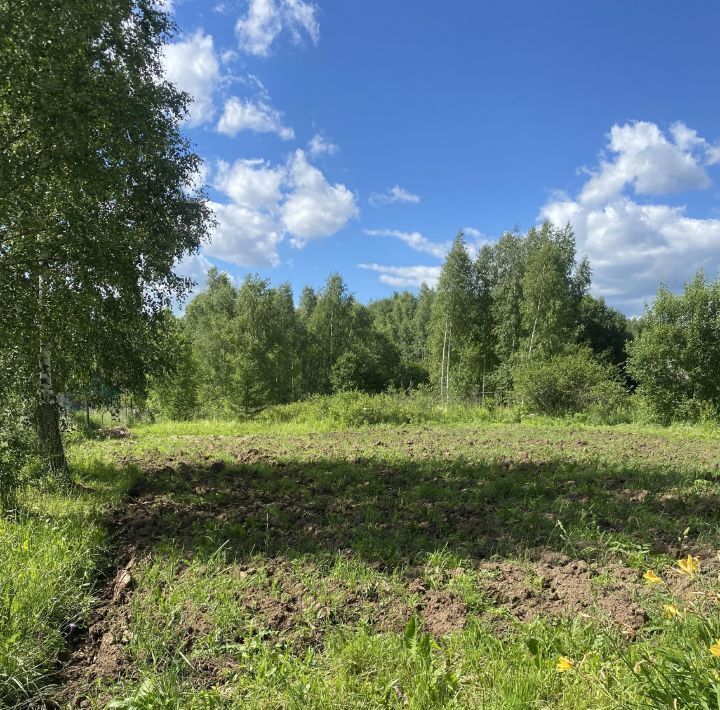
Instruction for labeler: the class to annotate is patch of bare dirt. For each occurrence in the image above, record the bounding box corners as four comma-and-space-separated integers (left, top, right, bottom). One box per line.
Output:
419, 589, 467, 636
478, 554, 647, 635
101, 426, 135, 439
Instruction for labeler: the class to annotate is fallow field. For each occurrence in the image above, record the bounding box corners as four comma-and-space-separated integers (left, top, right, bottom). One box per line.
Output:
4, 420, 720, 708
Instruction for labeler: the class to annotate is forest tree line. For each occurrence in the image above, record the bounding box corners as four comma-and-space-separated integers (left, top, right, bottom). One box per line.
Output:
151, 222, 720, 426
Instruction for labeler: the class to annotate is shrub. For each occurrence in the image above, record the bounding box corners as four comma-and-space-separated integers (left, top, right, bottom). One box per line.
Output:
511, 347, 627, 418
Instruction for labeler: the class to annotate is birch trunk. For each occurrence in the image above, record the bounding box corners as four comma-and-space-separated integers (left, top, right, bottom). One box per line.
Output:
37, 269, 69, 481
527, 300, 540, 358
37, 345, 69, 480
440, 320, 448, 399
445, 323, 451, 404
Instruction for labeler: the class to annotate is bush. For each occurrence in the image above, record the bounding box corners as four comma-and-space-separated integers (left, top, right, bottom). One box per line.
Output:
330, 348, 387, 394
511, 347, 627, 419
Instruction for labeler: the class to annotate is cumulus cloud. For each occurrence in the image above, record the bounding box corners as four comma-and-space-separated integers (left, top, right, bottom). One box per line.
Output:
205, 151, 358, 266
236, 0, 320, 56
217, 97, 294, 139
207, 201, 284, 266
364, 229, 449, 259
282, 150, 359, 247
162, 30, 221, 126
541, 121, 720, 312
369, 185, 421, 207
163, 30, 294, 140
214, 159, 285, 208
308, 133, 339, 157
578, 121, 716, 205
358, 263, 441, 288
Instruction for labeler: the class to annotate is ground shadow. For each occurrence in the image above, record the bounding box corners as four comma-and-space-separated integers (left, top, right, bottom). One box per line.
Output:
111, 451, 719, 569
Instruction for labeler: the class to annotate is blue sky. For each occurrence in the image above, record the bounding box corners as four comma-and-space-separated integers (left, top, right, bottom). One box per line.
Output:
163, 0, 720, 313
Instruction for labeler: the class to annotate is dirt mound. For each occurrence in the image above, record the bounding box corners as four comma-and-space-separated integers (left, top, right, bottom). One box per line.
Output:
479, 554, 647, 635
101, 426, 135, 439
420, 589, 467, 636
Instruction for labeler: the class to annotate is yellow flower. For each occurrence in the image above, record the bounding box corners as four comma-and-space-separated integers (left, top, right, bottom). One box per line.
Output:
677, 555, 700, 576
710, 640, 720, 657
662, 604, 680, 618
556, 656, 575, 672
643, 570, 663, 585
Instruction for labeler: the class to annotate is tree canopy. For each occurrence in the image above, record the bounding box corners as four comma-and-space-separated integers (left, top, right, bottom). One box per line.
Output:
0, 0, 211, 476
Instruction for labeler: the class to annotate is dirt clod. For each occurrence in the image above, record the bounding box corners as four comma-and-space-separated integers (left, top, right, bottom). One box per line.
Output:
420, 590, 467, 636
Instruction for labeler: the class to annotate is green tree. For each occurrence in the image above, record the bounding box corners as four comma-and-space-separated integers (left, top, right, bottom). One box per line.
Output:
520, 223, 589, 359
627, 272, 720, 423
230, 275, 303, 411
149, 317, 199, 421
0, 0, 210, 478
491, 230, 526, 363
368, 291, 430, 385
413, 284, 435, 366
470, 243, 498, 398
578, 295, 631, 369
429, 233, 481, 398
306, 274, 359, 393
183, 270, 237, 414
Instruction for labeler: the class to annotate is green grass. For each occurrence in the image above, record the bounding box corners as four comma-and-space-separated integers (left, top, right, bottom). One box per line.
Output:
5, 411, 720, 707
71, 420, 720, 707
0, 448, 136, 706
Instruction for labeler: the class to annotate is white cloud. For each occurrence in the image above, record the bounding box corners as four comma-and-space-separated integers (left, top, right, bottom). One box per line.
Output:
162, 30, 295, 140
162, 30, 220, 126
308, 133, 339, 157
205, 151, 358, 266
216, 97, 294, 139
214, 158, 285, 208
358, 263, 441, 288
579, 121, 715, 205
369, 185, 421, 207
236, 0, 320, 56
282, 150, 358, 247
207, 201, 284, 267
541, 121, 720, 311
364, 229, 449, 259
463, 227, 484, 240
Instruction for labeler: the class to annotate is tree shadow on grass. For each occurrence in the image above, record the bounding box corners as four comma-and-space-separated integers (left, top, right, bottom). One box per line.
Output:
46, 448, 720, 706
113, 453, 720, 569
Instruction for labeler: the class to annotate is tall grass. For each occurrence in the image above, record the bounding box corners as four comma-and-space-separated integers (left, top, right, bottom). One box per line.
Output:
0, 448, 135, 706
258, 390, 514, 428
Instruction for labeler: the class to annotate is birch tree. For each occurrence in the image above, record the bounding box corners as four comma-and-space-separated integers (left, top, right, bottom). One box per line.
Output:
429, 233, 482, 398
0, 0, 210, 479
519, 223, 589, 359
